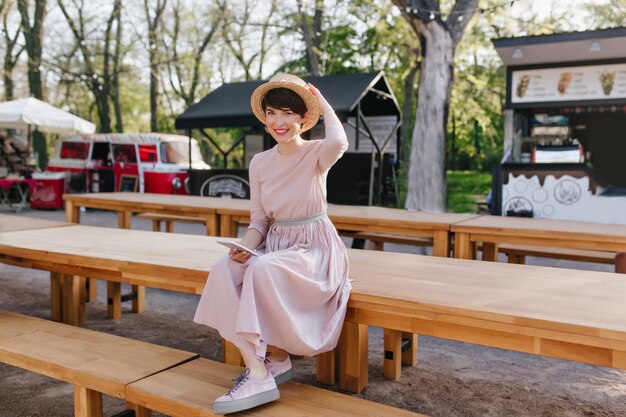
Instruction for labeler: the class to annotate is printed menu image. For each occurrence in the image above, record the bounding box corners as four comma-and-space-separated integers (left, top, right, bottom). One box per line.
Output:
599, 69, 616, 96
557, 72, 573, 95
516, 75, 530, 98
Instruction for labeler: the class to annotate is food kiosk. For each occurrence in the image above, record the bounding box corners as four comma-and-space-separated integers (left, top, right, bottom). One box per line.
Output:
492, 28, 626, 224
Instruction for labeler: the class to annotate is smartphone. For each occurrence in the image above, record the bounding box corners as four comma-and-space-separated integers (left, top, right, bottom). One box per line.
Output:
217, 241, 260, 257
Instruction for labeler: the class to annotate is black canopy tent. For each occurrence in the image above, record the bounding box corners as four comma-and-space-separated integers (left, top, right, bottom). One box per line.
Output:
175, 71, 402, 205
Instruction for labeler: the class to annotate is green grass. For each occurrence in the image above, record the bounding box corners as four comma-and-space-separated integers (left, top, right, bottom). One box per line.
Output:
446, 170, 492, 213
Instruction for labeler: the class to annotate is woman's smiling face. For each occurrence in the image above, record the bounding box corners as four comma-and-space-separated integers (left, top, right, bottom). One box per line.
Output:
264, 105, 305, 144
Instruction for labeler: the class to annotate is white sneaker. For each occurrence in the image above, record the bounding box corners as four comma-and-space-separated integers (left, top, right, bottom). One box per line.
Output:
213, 368, 279, 415
264, 354, 293, 385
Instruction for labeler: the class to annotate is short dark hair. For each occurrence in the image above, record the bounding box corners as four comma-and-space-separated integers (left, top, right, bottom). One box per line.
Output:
261, 88, 307, 118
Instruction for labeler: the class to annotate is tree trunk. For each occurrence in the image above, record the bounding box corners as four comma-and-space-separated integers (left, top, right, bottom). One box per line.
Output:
405, 23, 454, 212
297, 0, 320, 76
401, 61, 419, 162
17, 0, 47, 168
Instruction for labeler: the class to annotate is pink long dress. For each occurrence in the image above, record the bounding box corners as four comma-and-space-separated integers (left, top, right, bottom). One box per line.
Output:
193, 118, 351, 360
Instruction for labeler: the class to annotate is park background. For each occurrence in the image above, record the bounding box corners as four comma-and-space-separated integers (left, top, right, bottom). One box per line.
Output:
1, 0, 625, 212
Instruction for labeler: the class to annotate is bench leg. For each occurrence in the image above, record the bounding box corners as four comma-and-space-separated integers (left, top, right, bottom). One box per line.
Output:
151, 219, 161, 232
384, 329, 402, 380
165, 221, 174, 233
74, 385, 103, 417
316, 347, 339, 385
482, 242, 499, 262
107, 282, 122, 320
374, 241, 384, 251
51, 272, 63, 322
125, 401, 152, 417
339, 322, 368, 393
401, 332, 419, 366
507, 254, 526, 264
132, 285, 145, 313
223, 339, 244, 366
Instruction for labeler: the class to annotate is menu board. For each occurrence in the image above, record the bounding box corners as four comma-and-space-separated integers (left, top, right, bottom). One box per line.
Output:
511, 63, 626, 104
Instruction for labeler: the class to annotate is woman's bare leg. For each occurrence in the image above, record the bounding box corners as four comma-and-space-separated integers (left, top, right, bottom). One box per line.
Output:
239, 349, 268, 380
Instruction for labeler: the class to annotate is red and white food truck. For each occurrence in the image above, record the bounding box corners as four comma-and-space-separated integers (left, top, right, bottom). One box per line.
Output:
46, 133, 210, 195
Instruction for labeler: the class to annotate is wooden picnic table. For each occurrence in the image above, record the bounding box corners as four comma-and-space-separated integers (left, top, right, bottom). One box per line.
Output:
451, 215, 626, 261
0, 213, 71, 232
64, 192, 479, 257
1, 224, 625, 395
63, 192, 222, 235
0, 225, 214, 325
217, 201, 479, 257
335, 248, 626, 392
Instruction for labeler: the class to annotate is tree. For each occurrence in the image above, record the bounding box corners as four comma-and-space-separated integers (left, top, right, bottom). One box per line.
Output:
163, 0, 222, 108
1, 0, 23, 100
57, 0, 123, 133
143, 0, 167, 132
296, 0, 322, 75
391, 0, 478, 212
17, 0, 47, 167
584, 0, 626, 28
218, 0, 277, 80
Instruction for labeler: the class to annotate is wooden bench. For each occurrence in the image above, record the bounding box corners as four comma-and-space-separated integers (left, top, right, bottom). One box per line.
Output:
137, 212, 207, 233
497, 243, 615, 265
617, 252, 626, 273
0, 310, 197, 417
339, 230, 433, 251
126, 357, 426, 417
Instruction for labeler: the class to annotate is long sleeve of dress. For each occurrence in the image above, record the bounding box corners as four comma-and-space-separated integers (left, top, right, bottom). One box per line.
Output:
318, 109, 349, 172
247, 156, 271, 238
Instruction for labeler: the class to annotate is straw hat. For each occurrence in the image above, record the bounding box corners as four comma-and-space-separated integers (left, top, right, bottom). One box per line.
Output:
250, 73, 320, 132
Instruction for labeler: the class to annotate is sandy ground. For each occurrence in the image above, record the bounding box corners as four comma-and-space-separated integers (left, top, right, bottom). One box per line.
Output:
1, 208, 625, 417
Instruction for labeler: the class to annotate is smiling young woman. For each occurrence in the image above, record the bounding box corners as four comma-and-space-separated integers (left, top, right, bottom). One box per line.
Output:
193, 73, 351, 414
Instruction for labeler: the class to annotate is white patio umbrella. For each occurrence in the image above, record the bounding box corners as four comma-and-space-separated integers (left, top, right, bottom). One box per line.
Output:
0, 97, 96, 134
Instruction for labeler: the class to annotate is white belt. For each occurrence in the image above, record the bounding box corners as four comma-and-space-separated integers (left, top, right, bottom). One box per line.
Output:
272, 212, 328, 227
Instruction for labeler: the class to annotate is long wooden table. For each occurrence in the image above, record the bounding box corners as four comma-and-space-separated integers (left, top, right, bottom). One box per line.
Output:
0, 225, 215, 325
64, 193, 477, 258
332, 250, 626, 392
452, 215, 626, 261
63, 192, 222, 235
1, 224, 625, 395
218, 202, 479, 257
0, 213, 71, 232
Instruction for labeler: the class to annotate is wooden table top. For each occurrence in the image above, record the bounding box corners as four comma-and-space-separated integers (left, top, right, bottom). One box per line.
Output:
215, 199, 478, 230
0, 225, 218, 294
0, 310, 197, 398
451, 215, 626, 242
347, 249, 626, 343
63, 192, 222, 213
1, 224, 624, 344
0, 214, 70, 232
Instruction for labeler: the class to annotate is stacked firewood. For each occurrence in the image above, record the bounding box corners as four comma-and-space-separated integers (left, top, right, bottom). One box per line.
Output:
0, 134, 28, 175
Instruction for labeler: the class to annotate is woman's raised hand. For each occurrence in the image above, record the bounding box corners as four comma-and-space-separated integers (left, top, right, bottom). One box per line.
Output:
308, 83, 333, 114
